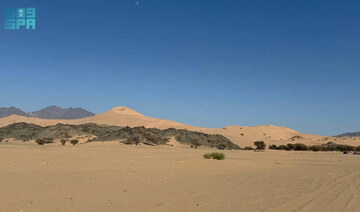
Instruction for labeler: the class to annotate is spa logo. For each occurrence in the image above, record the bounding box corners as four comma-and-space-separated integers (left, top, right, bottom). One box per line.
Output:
4, 8, 36, 30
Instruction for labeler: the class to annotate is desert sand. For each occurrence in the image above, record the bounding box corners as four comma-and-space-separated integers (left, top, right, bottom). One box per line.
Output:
1, 106, 359, 147
1, 142, 360, 212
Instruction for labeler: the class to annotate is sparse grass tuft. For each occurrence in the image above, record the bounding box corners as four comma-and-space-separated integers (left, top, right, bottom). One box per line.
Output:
203, 152, 225, 160
203, 153, 212, 159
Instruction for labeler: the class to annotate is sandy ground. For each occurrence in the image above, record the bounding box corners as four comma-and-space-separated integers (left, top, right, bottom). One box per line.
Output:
1, 106, 360, 147
1, 142, 360, 212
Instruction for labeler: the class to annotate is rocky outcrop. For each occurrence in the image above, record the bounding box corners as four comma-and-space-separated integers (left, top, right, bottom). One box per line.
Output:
0, 123, 240, 150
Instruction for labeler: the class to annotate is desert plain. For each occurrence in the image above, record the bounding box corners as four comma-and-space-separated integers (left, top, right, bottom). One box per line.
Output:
1, 141, 360, 212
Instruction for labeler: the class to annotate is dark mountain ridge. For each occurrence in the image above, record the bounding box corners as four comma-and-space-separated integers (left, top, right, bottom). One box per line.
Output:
0, 122, 240, 150
28, 106, 95, 119
0, 106, 95, 119
335, 131, 360, 137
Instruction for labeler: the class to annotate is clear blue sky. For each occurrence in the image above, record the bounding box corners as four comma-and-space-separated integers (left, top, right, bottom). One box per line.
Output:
1, 0, 359, 136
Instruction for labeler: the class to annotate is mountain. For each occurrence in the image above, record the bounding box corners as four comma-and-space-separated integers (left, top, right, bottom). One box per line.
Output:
0, 107, 30, 118
1, 106, 360, 147
28, 106, 95, 119
0, 122, 240, 150
335, 131, 360, 137
0, 106, 337, 147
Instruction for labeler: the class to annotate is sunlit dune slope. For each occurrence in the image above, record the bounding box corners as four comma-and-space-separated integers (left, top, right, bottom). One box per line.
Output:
1, 106, 359, 147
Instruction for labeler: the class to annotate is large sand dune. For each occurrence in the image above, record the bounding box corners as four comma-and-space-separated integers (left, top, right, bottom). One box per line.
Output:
0, 106, 359, 147
1, 143, 360, 211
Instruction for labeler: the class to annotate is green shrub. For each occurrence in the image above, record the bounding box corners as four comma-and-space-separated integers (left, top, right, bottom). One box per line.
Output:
254, 141, 266, 150
203, 152, 225, 160
287, 143, 295, 150
278, 145, 291, 150
308, 145, 321, 151
241, 146, 255, 150
269, 144, 278, 150
203, 153, 212, 159
309, 145, 333, 152
294, 143, 308, 151
70, 139, 79, 145
335, 144, 354, 152
272, 142, 360, 153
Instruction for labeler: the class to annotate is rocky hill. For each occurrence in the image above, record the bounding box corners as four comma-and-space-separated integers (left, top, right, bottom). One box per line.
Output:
0, 123, 240, 150
2, 106, 360, 147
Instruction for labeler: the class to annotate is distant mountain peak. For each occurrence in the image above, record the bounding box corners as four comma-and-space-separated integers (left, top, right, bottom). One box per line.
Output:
335, 131, 360, 137
0, 106, 30, 118
28, 106, 95, 119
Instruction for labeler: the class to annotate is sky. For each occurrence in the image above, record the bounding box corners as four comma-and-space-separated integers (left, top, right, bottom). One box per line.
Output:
0, 0, 359, 136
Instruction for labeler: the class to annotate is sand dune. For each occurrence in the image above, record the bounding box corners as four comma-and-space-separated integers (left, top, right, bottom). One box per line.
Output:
1, 106, 359, 147
0, 106, 189, 129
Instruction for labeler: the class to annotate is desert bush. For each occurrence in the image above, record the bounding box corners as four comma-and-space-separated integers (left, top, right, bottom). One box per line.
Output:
70, 139, 79, 145
35, 138, 54, 145
321, 145, 334, 151
269, 145, 278, 150
270, 142, 359, 153
312, 145, 333, 151
278, 145, 290, 150
321, 146, 334, 151
60, 139, 67, 145
287, 143, 295, 150
203, 152, 225, 160
308, 145, 322, 151
335, 144, 354, 152
203, 153, 212, 159
241, 146, 255, 150
294, 143, 308, 151
254, 141, 266, 150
